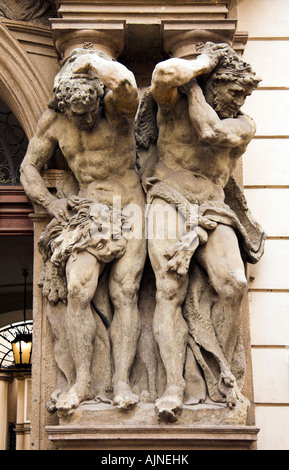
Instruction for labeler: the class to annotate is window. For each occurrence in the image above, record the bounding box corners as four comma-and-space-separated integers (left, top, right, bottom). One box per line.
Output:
0, 100, 28, 186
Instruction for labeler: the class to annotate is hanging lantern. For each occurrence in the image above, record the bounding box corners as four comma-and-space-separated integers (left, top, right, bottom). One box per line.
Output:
11, 333, 32, 368
11, 269, 32, 368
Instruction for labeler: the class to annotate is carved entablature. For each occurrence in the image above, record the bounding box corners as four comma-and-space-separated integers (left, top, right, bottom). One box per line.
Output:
50, 0, 247, 61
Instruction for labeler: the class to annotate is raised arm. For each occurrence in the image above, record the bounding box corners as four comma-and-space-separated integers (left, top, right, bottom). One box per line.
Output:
20, 110, 69, 222
151, 43, 230, 106
182, 78, 256, 148
71, 53, 139, 121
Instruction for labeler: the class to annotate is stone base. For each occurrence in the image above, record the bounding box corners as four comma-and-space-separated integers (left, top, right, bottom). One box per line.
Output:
46, 424, 259, 450
46, 401, 259, 450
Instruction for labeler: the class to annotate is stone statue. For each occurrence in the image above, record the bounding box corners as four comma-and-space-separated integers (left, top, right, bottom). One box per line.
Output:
0, 0, 57, 25
20, 49, 146, 413
136, 42, 266, 421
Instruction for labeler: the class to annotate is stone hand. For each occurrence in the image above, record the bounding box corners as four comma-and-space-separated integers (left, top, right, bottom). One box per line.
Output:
71, 56, 92, 74
165, 231, 199, 277
200, 42, 231, 73
47, 198, 70, 223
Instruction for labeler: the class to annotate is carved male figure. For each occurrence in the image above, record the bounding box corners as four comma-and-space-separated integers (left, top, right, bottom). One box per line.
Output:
146, 43, 263, 420
21, 50, 146, 412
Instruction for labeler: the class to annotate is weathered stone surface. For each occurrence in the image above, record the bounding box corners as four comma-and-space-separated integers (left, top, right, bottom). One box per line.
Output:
21, 36, 265, 437
0, 0, 57, 25
137, 42, 265, 421
59, 399, 249, 427
20, 48, 146, 416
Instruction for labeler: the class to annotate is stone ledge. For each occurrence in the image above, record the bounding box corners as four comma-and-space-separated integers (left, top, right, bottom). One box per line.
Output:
46, 424, 259, 450
58, 400, 250, 427
0, 186, 33, 234
46, 401, 259, 450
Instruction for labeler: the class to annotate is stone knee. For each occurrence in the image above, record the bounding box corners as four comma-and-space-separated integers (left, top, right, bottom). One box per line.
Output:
155, 274, 188, 309
158, 274, 185, 300
214, 268, 247, 301
153, 275, 188, 340
109, 277, 141, 344
66, 255, 99, 310
109, 278, 139, 310
67, 276, 93, 309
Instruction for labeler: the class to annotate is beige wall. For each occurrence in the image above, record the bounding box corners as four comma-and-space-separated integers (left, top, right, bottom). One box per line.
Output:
239, 0, 289, 450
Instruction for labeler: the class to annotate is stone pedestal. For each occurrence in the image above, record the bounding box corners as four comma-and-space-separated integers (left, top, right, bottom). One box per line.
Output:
46, 402, 259, 450
47, 425, 259, 450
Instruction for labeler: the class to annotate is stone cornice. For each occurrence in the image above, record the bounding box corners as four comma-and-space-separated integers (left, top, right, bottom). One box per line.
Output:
56, 0, 231, 20
51, 1, 246, 60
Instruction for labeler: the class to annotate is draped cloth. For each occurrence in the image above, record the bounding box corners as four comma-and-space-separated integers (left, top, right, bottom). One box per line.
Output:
144, 175, 266, 405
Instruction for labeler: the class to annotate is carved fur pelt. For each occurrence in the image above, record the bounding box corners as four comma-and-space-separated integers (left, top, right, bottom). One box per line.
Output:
38, 196, 129, 304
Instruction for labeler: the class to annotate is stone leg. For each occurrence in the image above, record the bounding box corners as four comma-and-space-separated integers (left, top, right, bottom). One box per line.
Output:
148, 198, 189, 421
56, 252, 102, 413
45, 301, 75, 412
109, 235, 146, 410
195, 224, 247, 366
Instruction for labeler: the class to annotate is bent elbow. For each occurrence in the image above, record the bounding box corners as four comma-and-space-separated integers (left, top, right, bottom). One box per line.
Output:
153, 61, 180, 86
152, 62, 167, 82
198, 123, 235, 146
128, 85, 139, 106
19, 159, 29, 187
199, 128, 218, 144
125, 71, 138, 93
20, 158, 27, 177
20, 157, 37, 186
119, 75, 139, 105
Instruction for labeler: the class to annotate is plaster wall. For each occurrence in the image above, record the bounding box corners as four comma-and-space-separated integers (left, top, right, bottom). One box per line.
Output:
239, 0, 289, 450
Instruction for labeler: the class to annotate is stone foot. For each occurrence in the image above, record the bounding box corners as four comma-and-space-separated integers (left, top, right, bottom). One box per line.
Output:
218, 372, 238, 408
56, 381, 91, 414
95, 392, 113, 405
156, 386, 184, 423
46, 388, 65, 413
113, 381, 139, 410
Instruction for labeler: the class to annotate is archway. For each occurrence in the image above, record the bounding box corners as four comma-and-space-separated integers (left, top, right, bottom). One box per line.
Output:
0, 22, 51, 138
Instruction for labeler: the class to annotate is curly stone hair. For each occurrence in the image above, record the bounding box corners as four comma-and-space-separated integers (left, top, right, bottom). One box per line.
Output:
48, 75, 105, 112
211, 50, 261, 92
48, 48, 109, 112
198, 42, 261, 94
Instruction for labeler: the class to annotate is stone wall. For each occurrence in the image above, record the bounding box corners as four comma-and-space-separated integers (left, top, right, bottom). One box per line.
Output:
239, 0, 289, 450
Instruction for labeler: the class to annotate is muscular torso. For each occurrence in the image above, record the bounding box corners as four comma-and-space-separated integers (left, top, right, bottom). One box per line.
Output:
154, 95, 245, 204
55, 111, 144, 208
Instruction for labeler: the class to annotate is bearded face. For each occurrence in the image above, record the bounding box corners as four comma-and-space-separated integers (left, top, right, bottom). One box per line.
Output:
204, 79, 250, 119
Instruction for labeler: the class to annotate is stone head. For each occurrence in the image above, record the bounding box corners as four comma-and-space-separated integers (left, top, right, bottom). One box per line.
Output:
203, 48, 261, 119
52, 75, 105, 130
